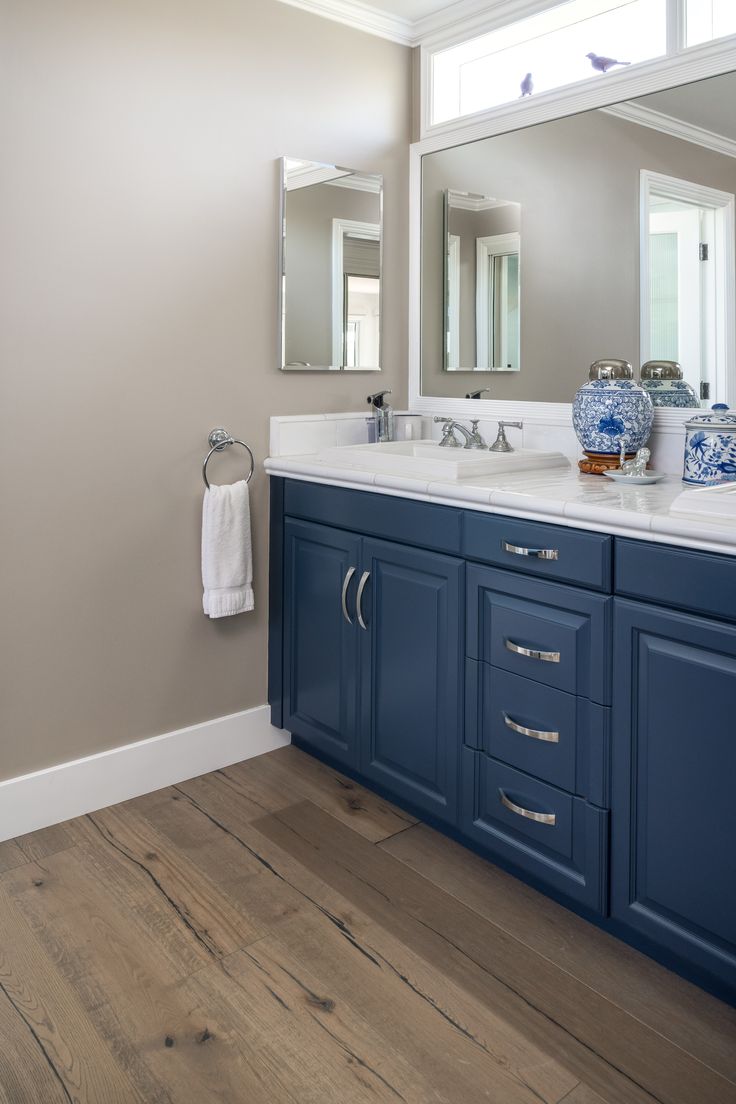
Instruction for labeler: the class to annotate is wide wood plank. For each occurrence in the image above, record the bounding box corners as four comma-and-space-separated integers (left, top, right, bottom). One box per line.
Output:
382, 823, 736, 1086
0, 839, 27, 874
14, 822, 74, 863
256, 800, 736, 1104
0, 879, 144, 1103
210, 744, 417, 841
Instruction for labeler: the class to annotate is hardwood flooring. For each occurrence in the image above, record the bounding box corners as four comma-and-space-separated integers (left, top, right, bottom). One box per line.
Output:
0, 745, 734, 1104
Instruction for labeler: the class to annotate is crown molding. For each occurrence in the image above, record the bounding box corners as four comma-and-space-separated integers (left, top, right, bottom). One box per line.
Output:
275, 0, 522, 47
602, 102, 736, 160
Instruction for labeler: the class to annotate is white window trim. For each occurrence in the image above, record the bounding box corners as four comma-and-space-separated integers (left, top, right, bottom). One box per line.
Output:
446, 234, 461, 368
331, 218, 380, 368
476, 233, 521, 371
640, 170, 735, 401
409, 37, 736, 429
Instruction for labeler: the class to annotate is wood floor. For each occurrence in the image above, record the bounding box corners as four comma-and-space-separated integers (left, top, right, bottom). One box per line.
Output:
0, 746, 734, 1104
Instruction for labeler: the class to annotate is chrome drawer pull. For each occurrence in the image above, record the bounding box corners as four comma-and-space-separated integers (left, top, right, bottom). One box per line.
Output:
505, 639, 561, 664
503, 713, 559, 743
356, 570, 371, 631
341, 567, 356, 625
502, 541, 559, 561
499, 790, 556, 826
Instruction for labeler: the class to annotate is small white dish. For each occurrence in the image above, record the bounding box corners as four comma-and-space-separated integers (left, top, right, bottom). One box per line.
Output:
604, 469, 667, 485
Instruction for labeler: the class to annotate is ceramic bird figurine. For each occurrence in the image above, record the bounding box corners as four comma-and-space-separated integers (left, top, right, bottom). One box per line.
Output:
520, 73, 533, 97
586, 52, 630, 73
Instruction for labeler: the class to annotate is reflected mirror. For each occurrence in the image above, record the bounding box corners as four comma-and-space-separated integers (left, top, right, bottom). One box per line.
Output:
444, 190, 521, 371
281, 158, 382, 371
421, 71, 736, 404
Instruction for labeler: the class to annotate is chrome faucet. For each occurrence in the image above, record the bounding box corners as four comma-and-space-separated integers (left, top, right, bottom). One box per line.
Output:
434, 417, 487, 449
489, 420, 523, 453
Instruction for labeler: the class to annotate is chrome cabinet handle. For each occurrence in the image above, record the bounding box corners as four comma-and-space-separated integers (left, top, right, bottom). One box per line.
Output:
505, 639, 561, 664
341, 567, 356, 625
356, 570, 371, 630
499, 790, 556, 826
502, 541, 559, 561
503, 713, 559, 743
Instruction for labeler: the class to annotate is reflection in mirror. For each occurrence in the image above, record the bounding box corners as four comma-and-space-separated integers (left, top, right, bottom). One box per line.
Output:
281, 158, 382, 371
421, 70, 736, 405
444, 190, 520, 371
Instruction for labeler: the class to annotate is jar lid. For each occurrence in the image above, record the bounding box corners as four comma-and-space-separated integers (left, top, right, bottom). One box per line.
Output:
588, 359, 633, 381
641, 360, 683, 380
685, 403, 736, 429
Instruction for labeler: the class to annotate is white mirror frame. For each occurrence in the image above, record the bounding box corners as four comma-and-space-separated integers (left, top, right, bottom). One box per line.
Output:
409, 37, 736, 436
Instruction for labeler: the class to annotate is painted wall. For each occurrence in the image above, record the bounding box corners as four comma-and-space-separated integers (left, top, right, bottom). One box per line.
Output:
422, 110, 736, 400
0, 0, 410, 780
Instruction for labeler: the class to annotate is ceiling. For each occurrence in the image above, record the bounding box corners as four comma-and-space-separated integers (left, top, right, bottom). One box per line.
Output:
636, 74, 736, 144
361, 0, 467, 19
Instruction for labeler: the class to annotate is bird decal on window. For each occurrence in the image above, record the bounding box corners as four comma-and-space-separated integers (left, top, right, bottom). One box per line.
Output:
520, 73, 533, 97
586, 52, 631, 73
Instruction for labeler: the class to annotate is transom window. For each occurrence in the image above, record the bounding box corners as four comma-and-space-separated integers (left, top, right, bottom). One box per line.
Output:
428, 0, 736, 129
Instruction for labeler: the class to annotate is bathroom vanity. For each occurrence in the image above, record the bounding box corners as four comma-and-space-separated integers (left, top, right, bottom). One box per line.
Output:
267, 455, 736, 1005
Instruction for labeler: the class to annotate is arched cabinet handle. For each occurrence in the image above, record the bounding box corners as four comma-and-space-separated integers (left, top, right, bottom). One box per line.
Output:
341, 567, 356, 625
356, 571, 371, 630
499, 790, 556, 826
502, 541, 559, 561
503, 713, 559, 743
505, 639, 561, 664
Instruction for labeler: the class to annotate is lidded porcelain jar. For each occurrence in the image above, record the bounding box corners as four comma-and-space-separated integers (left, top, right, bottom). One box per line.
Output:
572, 359, 654, 474
682, 404, 736, 485
641, 361, 699, 409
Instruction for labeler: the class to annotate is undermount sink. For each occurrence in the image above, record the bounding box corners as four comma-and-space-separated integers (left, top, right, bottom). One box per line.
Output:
318, 440, 569, 480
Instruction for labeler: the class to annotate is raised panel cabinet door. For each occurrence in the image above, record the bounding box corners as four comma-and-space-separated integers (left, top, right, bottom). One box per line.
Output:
612, 599, 736, 1001
283, 519, 361, 767
358, 538, 465, 824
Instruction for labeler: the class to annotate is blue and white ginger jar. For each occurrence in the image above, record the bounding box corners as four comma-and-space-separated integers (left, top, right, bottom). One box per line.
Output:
641, 360, 699, 409
572, 359, 654, 456
682, 404, 736, 485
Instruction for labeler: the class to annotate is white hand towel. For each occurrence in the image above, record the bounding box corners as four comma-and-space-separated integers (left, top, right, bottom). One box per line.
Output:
201, 480, 254, 618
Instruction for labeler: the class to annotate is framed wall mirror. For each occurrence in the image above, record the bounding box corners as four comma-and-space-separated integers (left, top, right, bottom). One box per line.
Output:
280, 158, 383, 371
420, 70, 736, 406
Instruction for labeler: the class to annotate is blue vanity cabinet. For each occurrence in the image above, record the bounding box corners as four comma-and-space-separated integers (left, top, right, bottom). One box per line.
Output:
612, 598, 736, 1000
283, 518, 361, 768
358, 538, 464, 824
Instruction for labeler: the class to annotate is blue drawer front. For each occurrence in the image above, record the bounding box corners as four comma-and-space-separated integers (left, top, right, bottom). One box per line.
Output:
464, 513, 612, 592
462, 748, 608, 914
284, 480, 462, 555
466, 663, 609, 804
615, 538, 736, 623
467, 565, 612, 704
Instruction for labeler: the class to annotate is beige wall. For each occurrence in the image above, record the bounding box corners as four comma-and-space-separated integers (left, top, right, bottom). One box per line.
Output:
0, 0, 410, 780
422, 110, 736, 400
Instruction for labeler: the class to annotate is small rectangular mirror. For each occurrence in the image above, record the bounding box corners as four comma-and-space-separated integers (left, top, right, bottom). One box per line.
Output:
280, 158, 383, 371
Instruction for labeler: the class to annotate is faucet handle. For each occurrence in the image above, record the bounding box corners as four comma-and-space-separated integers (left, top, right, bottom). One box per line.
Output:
490, 420, 523, 453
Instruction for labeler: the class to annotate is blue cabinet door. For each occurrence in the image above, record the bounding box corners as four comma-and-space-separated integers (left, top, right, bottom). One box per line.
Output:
612, 599, 736, 1000
283, 519, 361, 767
358, 538, 464, 824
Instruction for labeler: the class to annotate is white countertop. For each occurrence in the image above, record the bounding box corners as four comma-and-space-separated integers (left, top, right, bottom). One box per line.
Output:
264, 452, 736, 557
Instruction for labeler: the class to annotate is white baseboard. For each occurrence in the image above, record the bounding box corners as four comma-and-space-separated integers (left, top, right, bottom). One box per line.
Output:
0, 706, 290, 843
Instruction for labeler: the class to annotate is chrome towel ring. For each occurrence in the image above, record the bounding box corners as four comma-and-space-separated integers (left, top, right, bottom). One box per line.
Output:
202, 428, 255, 489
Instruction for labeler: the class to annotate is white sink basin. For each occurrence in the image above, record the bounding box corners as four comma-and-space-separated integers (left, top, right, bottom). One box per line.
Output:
318, 441, 569, 481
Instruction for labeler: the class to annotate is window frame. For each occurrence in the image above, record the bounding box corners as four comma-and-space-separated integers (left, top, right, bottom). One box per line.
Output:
419, 0, 734, 139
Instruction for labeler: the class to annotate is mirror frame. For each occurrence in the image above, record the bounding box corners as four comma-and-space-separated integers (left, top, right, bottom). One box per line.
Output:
279, 157, 384, 373
410, 38, 736, 427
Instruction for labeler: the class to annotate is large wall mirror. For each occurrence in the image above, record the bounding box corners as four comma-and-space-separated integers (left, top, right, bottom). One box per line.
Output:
421, 71, 736, 405
281, 158, 383, 371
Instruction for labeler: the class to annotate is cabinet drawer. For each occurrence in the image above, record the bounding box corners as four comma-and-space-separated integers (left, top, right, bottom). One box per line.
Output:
461, 748, 608, 914
467, 565, 612, 704
615, 539, 736, 623
284, 480, 462, 556
464, 513, 611, 592
465, 662, 609, 804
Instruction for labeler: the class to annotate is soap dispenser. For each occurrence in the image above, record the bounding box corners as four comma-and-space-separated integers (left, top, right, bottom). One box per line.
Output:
367, 391, 394, 443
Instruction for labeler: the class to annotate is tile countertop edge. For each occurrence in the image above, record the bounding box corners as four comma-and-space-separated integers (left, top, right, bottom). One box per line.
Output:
263, 457, 736, 558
